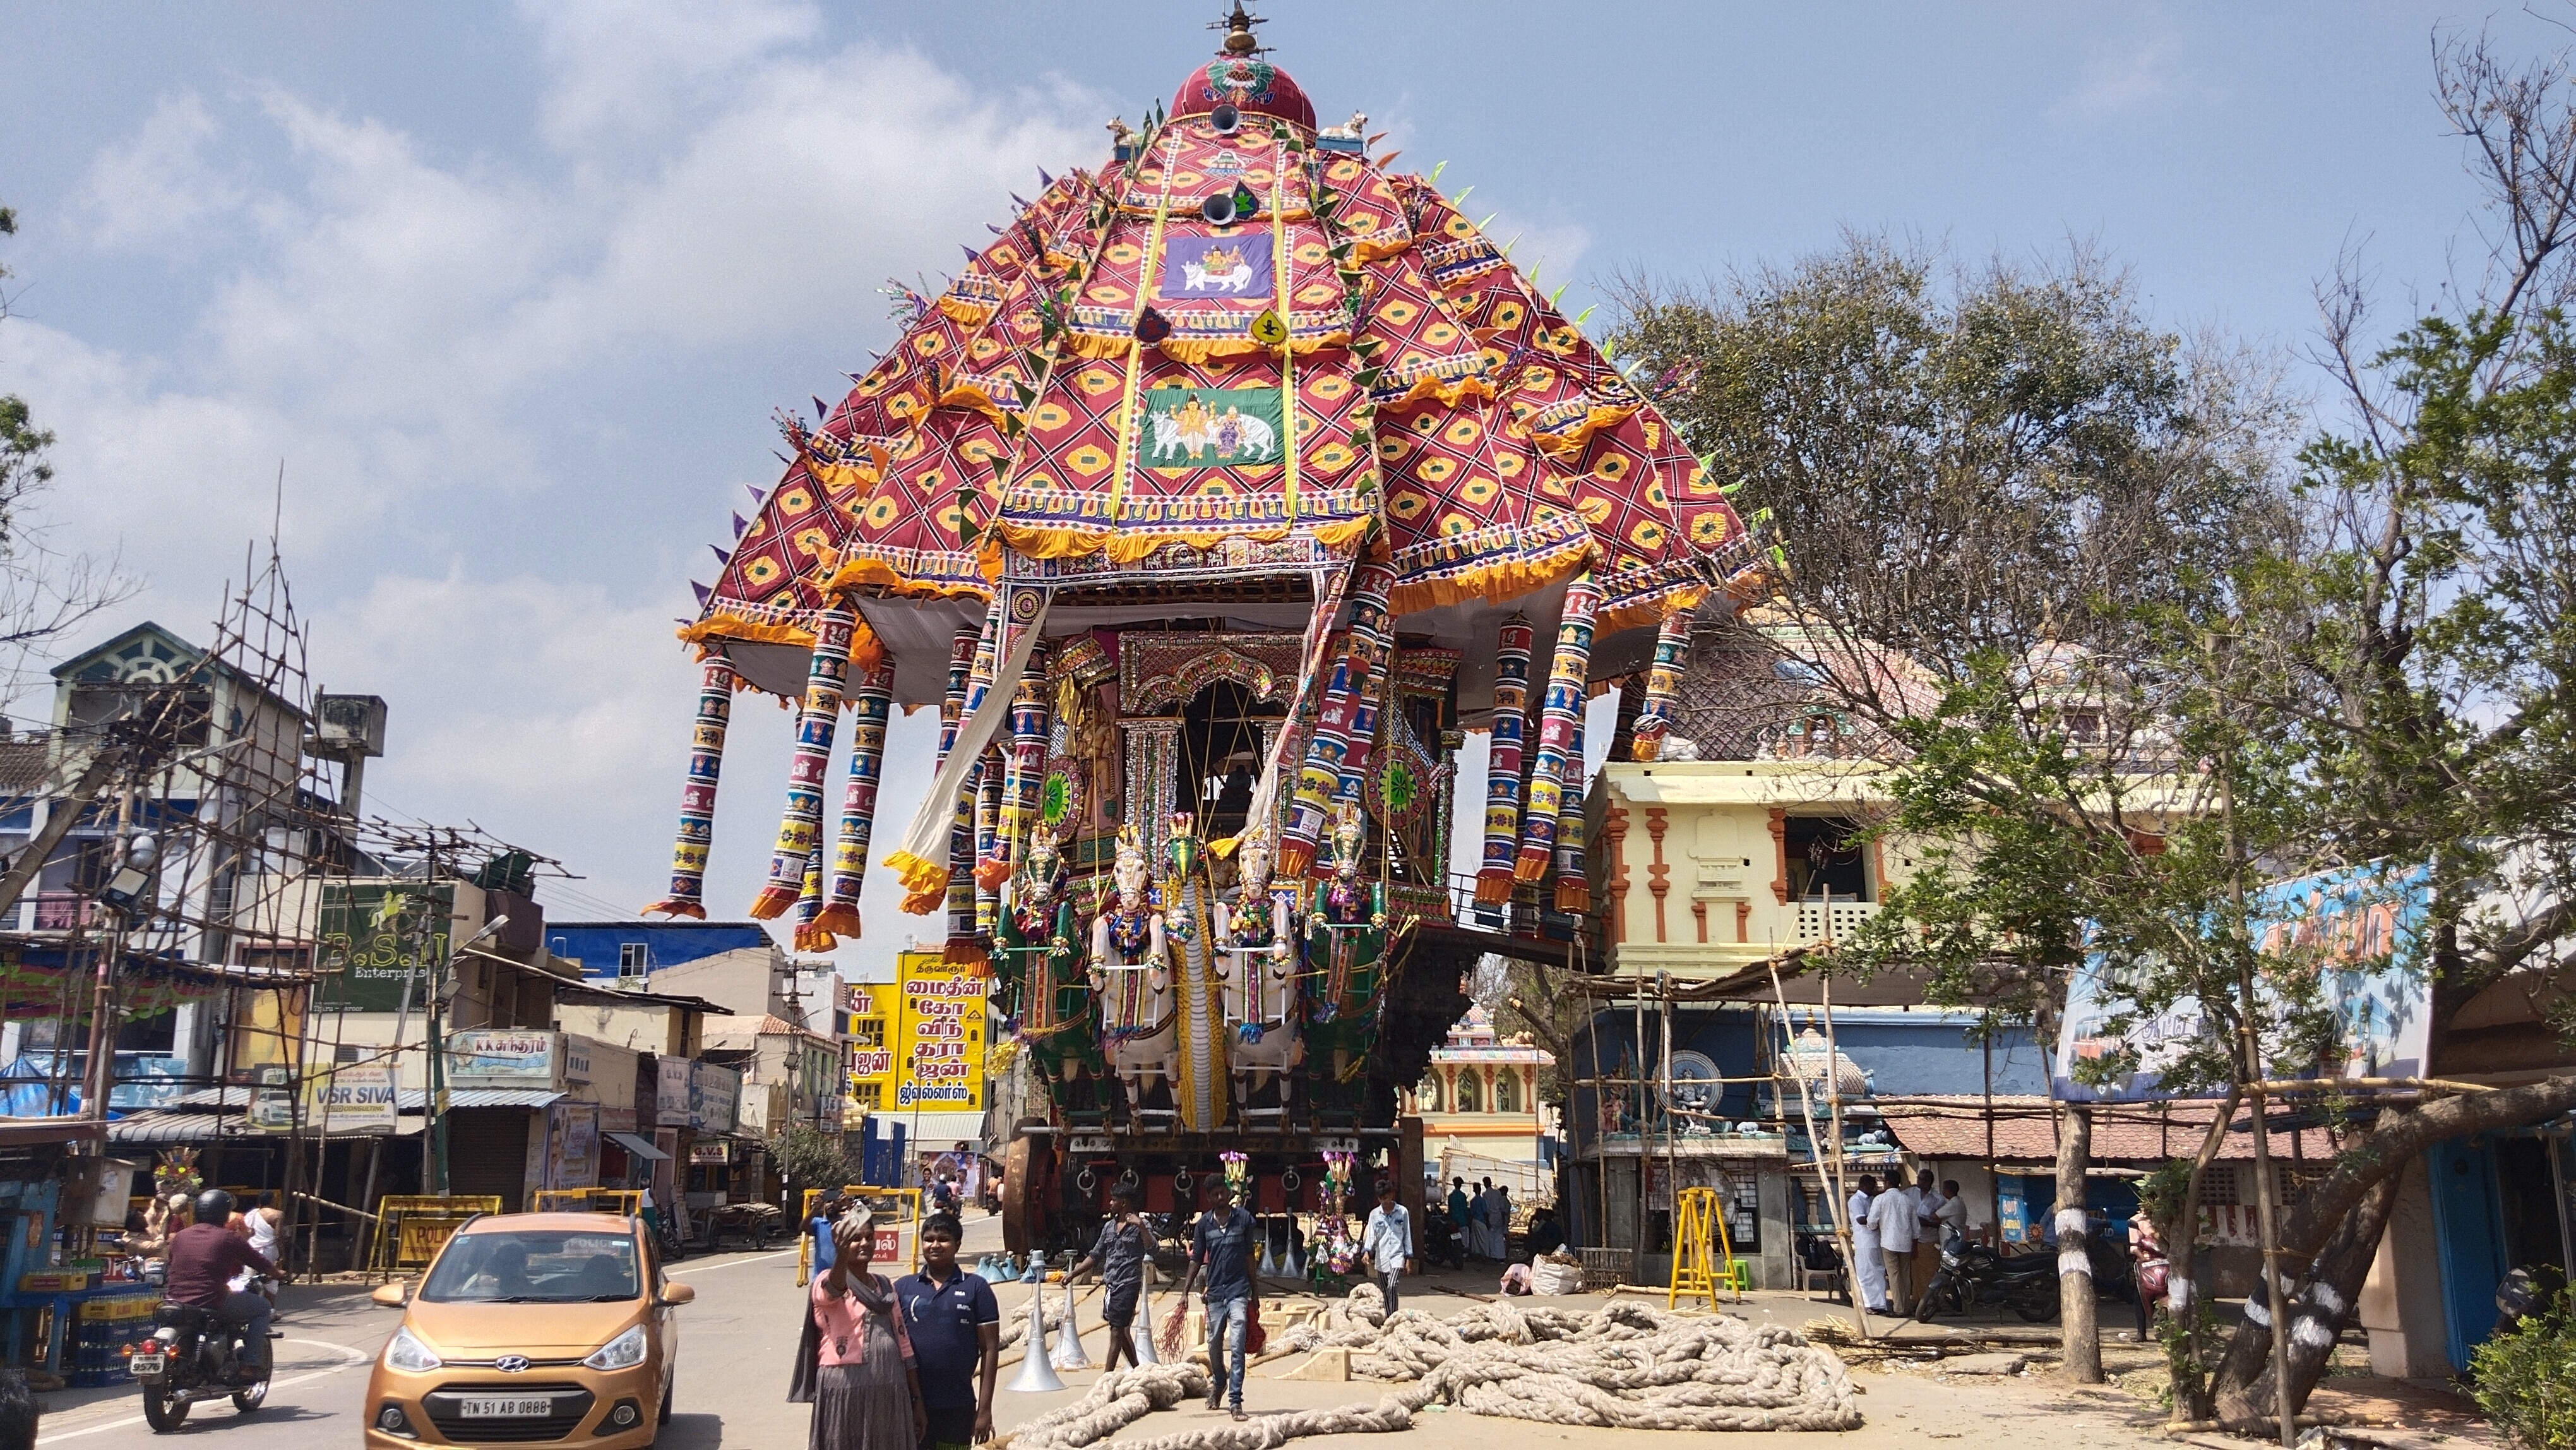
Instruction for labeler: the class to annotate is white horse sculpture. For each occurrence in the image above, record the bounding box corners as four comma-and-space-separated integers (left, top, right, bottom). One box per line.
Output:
1092, 828, 1178, 1125
1215, 836, 1303, 1126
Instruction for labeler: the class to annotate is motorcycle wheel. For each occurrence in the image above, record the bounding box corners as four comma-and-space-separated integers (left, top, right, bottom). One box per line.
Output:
142, 1381, 191, 1432
233, 1376, 269, 1413
2013, 1285, 2062, 1323
1913, 1277, 1950, 1322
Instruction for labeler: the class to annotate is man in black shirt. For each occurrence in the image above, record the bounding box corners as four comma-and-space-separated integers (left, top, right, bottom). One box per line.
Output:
163, 1190, 274, 1377
1177, 1179, 1257, 1420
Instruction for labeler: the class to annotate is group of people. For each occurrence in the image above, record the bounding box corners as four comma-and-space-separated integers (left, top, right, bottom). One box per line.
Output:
1844, 1170, 1966, 1316
792, 1207, 1001, 1450
1443, 1177, 1513, 1261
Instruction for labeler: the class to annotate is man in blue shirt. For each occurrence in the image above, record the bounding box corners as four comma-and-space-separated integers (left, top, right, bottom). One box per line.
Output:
896, 1213, 1001, 1447
1178, 1179, 1258, 1420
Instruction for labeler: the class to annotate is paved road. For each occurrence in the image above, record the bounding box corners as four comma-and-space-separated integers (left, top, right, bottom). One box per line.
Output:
30, 1245, 810, 1448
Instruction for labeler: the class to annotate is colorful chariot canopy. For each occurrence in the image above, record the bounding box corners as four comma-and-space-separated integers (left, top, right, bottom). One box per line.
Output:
681, 18, 1768, 708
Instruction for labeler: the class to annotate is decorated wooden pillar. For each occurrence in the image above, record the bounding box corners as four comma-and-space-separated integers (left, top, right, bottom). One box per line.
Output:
1515, 570, 1600, 882
896, 628, 977, 916
1476, 616, 1534, 905
1645, 806, 1670, 944
811, 661, 895, 941
941, 621, 1005, 960
979, 666, 1053, 892
1280, 560, 1396, 877
1552, 709, 1590, 913
1329, 585, 1398, 812
1628, 605, 1697, 762
644, 656, 737, 918
1602, 804, 1631, 948
749, 605, 856, 920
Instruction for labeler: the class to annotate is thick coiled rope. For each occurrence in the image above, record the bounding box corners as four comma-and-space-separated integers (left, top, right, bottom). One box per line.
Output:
1006, 1284, 1861, 1447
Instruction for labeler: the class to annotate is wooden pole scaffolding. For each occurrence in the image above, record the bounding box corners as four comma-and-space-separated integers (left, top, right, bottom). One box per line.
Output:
1771, 957, 1868, 1339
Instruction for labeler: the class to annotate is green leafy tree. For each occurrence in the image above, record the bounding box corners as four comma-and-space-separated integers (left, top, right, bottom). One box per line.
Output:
771, 1122, 857, 1196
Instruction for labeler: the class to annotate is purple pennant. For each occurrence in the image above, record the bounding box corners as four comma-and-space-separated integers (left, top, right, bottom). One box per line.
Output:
731, 512, 749, 538
1037, 168, 1052, 188
710, 544, 731, 565
691, 581, 712, 606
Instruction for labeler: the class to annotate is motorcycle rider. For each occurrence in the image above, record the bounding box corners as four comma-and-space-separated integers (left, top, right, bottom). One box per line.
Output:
163, 1189, 275, 1381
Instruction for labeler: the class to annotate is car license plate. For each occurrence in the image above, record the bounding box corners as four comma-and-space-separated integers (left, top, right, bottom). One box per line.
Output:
458, 1396, 554, 1418
127, 1353, 167, 1375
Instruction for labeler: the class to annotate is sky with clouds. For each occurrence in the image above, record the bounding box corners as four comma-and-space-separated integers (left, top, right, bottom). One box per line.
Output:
0, 1, 2551, 974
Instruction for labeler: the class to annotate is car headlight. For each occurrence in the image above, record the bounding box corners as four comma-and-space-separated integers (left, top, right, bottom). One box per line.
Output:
583, 1325, 648, 1372
385, 1327, 443, 1373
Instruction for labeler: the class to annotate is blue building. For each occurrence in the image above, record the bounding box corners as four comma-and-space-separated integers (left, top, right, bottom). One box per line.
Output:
546, 921, 775, 985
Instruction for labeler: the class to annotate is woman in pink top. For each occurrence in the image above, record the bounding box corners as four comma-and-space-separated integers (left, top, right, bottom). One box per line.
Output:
791, 1213, 925, 1450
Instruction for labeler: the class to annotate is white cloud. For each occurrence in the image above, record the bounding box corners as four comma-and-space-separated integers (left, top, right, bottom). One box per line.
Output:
2056, 19, 2184, 120
71, 92, 245, 253
0, 17, 1111, 923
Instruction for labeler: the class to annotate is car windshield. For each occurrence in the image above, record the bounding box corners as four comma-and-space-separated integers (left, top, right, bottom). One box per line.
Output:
420, 1230, 641, 1303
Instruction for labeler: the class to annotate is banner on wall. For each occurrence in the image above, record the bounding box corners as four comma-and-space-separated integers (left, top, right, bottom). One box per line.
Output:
2054, 861, 2434, 1102
894, 951, 986, 1112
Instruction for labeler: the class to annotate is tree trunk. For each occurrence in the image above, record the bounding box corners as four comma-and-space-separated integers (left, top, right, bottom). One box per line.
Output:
2159, 1086, 2242, 1422
2214, 1161, 2406, 1427
2209, 1074, 2576, 1408
2057, 1101, 2101, 1383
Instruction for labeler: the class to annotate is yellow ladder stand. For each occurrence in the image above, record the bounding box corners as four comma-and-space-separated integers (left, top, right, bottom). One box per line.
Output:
1668, 1186, 1748, 1309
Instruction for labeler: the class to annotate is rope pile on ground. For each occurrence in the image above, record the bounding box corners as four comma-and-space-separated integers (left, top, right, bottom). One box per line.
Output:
1287, 1284, 1863, 1434
1004, 1284, 1861, 1447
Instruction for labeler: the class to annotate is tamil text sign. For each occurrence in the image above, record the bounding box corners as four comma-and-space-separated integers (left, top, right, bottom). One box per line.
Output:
895, 952, 986, 1112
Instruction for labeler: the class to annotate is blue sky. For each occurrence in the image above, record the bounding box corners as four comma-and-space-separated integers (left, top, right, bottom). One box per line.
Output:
0, 1, 2550, 973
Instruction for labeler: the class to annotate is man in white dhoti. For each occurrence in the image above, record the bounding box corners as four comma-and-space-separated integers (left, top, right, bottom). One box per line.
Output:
1847, 1175, 1889, 1314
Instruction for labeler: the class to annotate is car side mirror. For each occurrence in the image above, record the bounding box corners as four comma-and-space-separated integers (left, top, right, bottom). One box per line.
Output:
659, 1282, 696, 1307
371, 1282, 408, 1308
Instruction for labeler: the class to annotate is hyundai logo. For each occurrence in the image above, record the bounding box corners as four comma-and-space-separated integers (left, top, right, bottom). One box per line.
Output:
494, 1355, 531, 1374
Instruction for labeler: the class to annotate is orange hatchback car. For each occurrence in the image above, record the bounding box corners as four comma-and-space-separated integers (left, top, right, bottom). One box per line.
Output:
364, 1213, 695, 1448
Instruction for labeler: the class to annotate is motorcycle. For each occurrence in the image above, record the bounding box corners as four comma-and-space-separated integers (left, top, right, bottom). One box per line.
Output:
1420, 1214, 1469, 1272
129, 1292, 277, 1432
1916, 1227, 2131, 1324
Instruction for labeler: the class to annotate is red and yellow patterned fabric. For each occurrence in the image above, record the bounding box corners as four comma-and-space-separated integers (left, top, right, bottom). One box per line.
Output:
681, 45, 1756, 676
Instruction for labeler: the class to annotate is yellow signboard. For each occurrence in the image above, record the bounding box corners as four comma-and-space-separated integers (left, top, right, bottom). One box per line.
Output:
892, 951, 985, 1113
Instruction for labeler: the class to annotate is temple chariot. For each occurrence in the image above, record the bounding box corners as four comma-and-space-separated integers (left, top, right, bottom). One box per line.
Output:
651, 8, 1767, 1255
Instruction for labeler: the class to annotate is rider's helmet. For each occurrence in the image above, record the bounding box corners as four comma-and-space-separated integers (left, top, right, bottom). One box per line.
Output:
194, 1189, 235, 1226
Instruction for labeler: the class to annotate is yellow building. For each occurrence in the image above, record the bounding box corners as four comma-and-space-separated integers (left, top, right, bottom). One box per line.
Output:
1399, 1005, 1557, 1201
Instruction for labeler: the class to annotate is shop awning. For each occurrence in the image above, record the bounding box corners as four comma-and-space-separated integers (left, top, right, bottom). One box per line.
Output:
108, 1112, 421, 1146
880, 1112, 990, 1147
605, 1131, 669, 1161
397, 1089, 566, 1110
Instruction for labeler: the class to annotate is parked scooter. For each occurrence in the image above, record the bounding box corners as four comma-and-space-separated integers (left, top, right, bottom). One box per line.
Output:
129, 1280, 278, 1431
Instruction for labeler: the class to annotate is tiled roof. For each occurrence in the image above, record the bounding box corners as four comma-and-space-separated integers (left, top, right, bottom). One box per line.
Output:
1876, 1094, 2344, 1165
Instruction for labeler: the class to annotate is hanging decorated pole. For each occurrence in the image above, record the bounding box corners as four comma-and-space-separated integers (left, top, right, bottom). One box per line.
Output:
979, 667, 1054, 890
1476, 615, 1534, 905
941, 622, 1005, 954
1552, 707, 1589, 913
749, 605, 856, 920
969, 743, 1006, 943
792, 840, 832, 952
887, 587, 1052, 914
811, 661, 895, 942
1629, 604, 1698, 762
1279, 561, 1397, 878
644, 656, 738, 918
893, 629, 979, 914
1515, 570, 1600, 883
1328, 584, 1398, 812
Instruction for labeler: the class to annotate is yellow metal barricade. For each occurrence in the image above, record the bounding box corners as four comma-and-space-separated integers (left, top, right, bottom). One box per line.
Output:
372, 1195, 503, 1276
1668, 1187, 1744, 1309
533, 1190, 645, 1216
